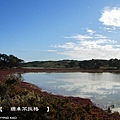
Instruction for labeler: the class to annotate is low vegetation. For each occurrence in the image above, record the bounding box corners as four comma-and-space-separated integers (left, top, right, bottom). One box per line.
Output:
1, 53, 120, 70
0, 74, 120, 120
23, 59, 120, 70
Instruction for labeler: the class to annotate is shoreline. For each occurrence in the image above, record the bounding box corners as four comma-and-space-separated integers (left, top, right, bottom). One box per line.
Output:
0, 68, 94, 108
7, 67, 120, 73
0, 68, 120, 119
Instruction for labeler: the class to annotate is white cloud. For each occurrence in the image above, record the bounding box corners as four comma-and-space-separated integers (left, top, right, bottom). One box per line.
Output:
94, 34, 108, 39
103, 26, 117, 33
87, 28, 96, 35
58, 47, 120, 60
99, 7, 120, 27
47, 50, 57, 52
52, 31, 120, 59
57, 42, 75, 50
64, 34, 93, 40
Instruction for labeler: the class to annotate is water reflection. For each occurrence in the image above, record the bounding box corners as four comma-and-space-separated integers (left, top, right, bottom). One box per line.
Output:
22, 72, 120, 112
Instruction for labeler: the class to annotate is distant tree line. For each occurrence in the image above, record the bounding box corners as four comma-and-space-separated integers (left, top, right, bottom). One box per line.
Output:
22, 58, 120, 70
1, 53, 120, 70
0, 53, 24, 69
79, 59, 120, 69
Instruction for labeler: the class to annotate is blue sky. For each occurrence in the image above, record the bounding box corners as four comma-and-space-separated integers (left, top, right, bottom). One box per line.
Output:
1, 0, 120, 61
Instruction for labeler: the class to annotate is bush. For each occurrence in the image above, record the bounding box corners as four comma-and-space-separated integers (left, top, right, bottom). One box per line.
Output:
5, 74, 24, 85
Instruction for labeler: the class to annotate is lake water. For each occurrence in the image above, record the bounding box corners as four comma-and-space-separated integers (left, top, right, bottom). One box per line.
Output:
22, 72, 120, 112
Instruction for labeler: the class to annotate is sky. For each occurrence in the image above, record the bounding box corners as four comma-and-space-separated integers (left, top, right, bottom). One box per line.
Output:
1, 0, 120, 62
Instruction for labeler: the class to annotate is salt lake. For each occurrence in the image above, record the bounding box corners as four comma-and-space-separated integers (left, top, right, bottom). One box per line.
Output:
22, 72, 120, 112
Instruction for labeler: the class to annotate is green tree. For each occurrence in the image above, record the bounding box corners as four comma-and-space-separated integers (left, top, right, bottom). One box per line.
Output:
0, 53, 24, 69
